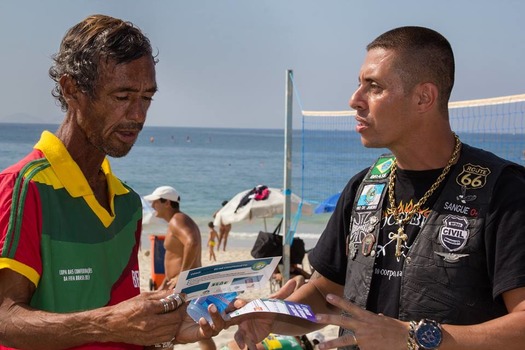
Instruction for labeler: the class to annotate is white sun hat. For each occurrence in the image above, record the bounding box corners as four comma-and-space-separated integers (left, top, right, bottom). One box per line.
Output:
143, 186, 181, 203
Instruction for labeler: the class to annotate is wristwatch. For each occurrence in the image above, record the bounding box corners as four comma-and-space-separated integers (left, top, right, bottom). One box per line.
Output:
410, 319, 443, 350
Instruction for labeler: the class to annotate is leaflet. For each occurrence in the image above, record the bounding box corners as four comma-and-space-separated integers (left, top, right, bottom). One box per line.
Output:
173, 257, 280, 300
228, 298, 317, 323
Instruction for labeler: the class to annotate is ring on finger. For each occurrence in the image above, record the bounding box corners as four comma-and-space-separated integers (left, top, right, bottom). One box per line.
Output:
160, 298, 170, 313
352, 333, 358, 346
167, 293, 185, 308
160, 293, 185, 314
168, 298, 176, 311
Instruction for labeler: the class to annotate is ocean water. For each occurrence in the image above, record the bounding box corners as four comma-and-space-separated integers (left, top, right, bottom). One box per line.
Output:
1, 123, 524, 249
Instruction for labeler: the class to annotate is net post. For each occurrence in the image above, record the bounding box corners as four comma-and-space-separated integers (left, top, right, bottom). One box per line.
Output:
283, 69, 293, 283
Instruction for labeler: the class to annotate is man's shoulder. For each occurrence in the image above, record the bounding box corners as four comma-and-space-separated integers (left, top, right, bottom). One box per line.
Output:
1, 149, 45, 175
170, 211, 200, 231
172, 210, 195, 221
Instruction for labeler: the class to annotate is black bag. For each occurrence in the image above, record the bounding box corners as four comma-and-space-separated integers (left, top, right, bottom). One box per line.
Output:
250, 219, 306, 264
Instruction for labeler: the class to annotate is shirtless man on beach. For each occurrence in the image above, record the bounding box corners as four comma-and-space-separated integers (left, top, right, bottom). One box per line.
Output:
145, 186, 216, 350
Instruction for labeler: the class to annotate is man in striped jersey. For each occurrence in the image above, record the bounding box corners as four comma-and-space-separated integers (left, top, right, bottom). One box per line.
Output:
0, 14, 223, 350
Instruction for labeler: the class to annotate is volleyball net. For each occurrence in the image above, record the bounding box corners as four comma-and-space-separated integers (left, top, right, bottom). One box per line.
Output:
294, 93, 525, 208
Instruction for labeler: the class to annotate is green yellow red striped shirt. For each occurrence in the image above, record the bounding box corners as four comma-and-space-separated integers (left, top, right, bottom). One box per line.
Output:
0, 131, 143, 350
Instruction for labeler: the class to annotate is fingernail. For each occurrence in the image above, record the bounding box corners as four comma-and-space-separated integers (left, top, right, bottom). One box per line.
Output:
210, 304, 217, 313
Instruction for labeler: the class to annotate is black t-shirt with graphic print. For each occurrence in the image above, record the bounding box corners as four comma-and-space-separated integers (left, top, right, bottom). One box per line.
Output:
366, 167, 444, 317
309, 164, 525, 318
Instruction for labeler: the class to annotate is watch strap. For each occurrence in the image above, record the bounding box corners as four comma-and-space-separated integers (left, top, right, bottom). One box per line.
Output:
410, 319, 443, 350
407, 320, 418, 350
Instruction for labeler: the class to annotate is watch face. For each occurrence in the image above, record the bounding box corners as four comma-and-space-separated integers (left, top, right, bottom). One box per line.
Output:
415, 322, 442, 349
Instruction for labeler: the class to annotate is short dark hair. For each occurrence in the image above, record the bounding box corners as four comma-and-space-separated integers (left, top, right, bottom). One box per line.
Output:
367, 26, 454, 112
159, 198, 179, 209
208, 222, 214, 228
49, 14, 158, 111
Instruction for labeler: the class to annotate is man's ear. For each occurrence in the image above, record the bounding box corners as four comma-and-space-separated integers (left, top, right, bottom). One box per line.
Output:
415, 82, 438, 113
60, 74, 81, 108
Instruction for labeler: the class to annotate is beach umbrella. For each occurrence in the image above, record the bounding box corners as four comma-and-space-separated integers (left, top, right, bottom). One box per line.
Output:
314, 192, 341, 214
213, 186, 313, 231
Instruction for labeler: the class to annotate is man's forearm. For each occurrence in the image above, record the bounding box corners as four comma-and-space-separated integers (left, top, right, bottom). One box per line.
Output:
441, 312, 525, 350
1, 303, 114, 349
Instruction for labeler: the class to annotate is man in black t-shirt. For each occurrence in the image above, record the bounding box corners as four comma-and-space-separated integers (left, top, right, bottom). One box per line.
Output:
232, 26, 525, 350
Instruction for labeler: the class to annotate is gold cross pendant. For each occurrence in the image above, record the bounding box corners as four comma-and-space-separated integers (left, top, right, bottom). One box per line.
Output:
391, 226, 408, 257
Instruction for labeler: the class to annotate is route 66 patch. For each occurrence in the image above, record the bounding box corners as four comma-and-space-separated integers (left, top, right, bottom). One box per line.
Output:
456, 163, 491, 190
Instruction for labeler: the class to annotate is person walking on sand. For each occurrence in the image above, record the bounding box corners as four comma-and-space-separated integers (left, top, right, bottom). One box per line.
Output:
207, 222, 218, 262
145, 186, 217, 350
213, 200, 232, 251
0, 14, 224, 350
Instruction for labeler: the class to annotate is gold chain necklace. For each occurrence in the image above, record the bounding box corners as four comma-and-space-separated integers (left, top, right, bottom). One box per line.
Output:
388, 133, 461, 257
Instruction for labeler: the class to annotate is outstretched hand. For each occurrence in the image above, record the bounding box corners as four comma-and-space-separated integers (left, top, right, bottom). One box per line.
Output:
173, 303, 226, 344
106, 289, 227, 347
315, 294, 409, 350
232, 279, 298, 349
104, 289, 186, 345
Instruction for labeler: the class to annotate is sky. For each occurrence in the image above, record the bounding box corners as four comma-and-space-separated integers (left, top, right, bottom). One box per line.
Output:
1, 0, 524, 129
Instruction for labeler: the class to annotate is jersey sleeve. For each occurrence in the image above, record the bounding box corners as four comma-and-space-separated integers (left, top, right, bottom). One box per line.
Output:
0, 172, 43, 286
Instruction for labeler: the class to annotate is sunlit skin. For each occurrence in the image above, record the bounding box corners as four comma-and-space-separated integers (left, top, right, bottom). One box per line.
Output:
150, 198, 202, 290
151, 199, 189, 285
350, 48, 417, 152
54, 55, 157, 212
350, 47, 458, 171
150, 198, 216, 350
0, 265, 226, 349
79, 56, 157, 158
56, 55, 157, 176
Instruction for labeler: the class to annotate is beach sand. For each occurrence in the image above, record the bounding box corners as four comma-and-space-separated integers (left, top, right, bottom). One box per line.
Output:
138, 246, 338, 349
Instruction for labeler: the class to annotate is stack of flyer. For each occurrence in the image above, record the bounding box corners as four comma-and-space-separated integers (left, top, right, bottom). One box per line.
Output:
173, 257, 316, 323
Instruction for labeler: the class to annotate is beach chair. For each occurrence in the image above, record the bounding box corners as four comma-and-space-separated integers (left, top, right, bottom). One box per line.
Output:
148, 234, 166, 291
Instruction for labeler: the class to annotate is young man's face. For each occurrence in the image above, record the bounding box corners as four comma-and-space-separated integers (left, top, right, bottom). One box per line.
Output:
76, 55, 157, 157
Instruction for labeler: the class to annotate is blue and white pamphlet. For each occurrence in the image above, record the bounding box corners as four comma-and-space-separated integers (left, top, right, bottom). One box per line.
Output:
173, 257, 281, 300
